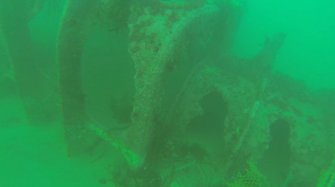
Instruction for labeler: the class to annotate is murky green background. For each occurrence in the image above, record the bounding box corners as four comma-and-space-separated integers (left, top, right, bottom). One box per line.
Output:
0, 0, 334, 187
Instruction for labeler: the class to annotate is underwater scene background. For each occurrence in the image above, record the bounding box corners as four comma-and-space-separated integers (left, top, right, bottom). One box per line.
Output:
0, 0, 334, 186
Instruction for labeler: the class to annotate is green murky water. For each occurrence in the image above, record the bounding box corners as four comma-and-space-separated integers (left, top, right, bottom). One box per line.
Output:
0, 0, 334, 187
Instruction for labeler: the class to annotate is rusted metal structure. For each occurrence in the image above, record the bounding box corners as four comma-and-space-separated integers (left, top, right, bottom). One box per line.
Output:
57, 1, 332, 186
